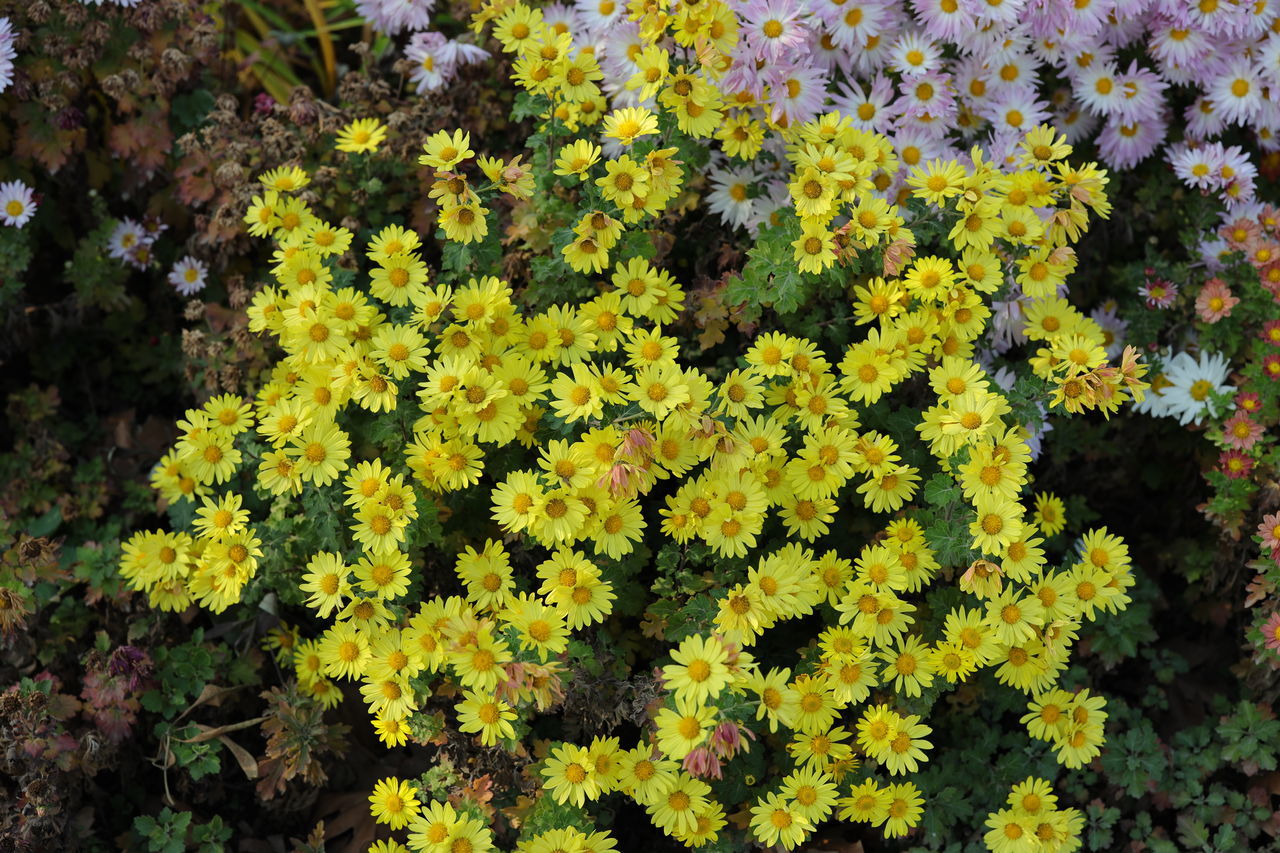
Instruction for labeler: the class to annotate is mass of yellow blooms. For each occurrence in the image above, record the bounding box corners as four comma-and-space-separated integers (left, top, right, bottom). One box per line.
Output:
117, 7, 1150, 848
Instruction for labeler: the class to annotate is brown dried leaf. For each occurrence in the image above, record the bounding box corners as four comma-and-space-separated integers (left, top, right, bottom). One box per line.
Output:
218, 734, 259, 780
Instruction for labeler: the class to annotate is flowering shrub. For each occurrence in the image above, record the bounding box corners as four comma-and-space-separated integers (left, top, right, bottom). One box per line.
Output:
113, 16, 1161, 836
1102, 200, 1280, 668
369, 0, 1280, 226
3, 2, 1279, 852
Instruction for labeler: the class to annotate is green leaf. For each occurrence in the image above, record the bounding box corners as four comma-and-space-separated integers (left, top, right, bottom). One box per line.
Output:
725, 217, 812, 315
27, 505, 63, 538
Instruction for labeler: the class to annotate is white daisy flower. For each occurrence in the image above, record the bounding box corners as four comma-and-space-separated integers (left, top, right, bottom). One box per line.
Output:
1073, 62, 1124, 117
1133, 348, 1178, 419
1208, 57, 1265, 128
1168, 142, 1225, 191
1159, 350, 1233, 426
706, 165, 758, 231
0, 17, 15, 95
0, 180, 36, 228
107, 218, 148, 260
168, 256, 209, 297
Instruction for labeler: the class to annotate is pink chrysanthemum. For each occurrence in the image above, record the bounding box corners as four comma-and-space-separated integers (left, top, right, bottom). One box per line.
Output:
1261, 320, 1280, 347
1195, 277, 1239, 323
1235, 391, 1263, 415
1139, 277, 1178, 308
1219, 450, 1254, 479
1221, 217, 1262, 249
1262, 612, 1280, 654
741, 0, 810, 63
1263, 353, 1280, 381
1259, 512, 1280, 553
1221, 412, 1264, 451
1263, 263, 1280, 301
1248, 242, 1280, 269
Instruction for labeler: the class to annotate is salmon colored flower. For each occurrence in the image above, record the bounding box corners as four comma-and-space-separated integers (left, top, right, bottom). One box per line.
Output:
1262, 612, 1280, 653
1259, 512, 1280, 553
1221, 412, 1264, 450
1195, 278, 1238, 322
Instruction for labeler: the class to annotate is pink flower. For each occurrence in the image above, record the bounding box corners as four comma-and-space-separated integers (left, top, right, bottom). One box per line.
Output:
1262, 261, 1280, 300
1221, 412, 1264, 450
1222, 217, 1261, 249
682, 746, 722, 779
1261, 320, 1280, 347
621, 427, 655, 457
1196, 277, 1239, 322
1219, 450, 1254, 479
708, 721, 753, 759
1249, 242, 1280, 270
1259, 512, 1280, 553
1260, 206, 1280, 239
1139, 276, 1178, 308
1264, 353, 1280, 381
1262, 612, 1280, 654
1236, 391, 1263, 414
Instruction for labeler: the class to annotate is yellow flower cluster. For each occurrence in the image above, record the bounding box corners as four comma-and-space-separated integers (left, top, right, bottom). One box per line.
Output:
126, 395, 260, 613
489, 0, 736, 137
124, 103, 1140, 851
983, 778, 1084, 853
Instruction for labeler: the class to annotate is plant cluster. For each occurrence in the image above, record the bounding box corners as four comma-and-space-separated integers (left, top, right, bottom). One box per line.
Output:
2, 2, 1279, 853
115, 24, 1156, 840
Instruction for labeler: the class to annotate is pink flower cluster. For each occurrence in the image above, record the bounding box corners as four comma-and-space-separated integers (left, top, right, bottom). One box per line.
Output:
405, 31, 490, 94
353, 0, 489, 92
1202, 207, 1280, 303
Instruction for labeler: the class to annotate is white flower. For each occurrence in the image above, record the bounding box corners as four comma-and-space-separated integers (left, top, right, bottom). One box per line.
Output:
168, 256, 209, 297
1089, 302, 1128, 360
1133, 347, 1177, 419
1159, 350, 1233, 426
0, 180, 36, 228
107, 218, 148, 260
0, 17, 15, 95
706, 164, 757, 231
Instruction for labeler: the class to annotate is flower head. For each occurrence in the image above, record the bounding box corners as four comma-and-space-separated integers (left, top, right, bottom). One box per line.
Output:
0, 181, 36, 228
336, 118, 388, 154
168, 256, 209, 297
1195, 278, 1238, 323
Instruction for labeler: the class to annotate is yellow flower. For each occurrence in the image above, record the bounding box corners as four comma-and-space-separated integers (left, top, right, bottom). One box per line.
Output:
440, 200, 489, 244
372, 712, 411, 747
368, 777, 420, 830
456, 689, 518, 746
1032, 491, 1068, 535
419, 129, 474, 170
749, 792, 813, 850
662, 634, 733, 709
792, 223, 837, 274
596, 156, 650, 207
335, 118, 387, 153
258, 165, 310, 192
541, 742, 602, 807
603, 106, 660, 146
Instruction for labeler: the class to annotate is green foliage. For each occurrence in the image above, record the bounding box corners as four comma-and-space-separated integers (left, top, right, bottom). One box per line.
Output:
133, 808, 231, 853
724, 216, 810, 316
0, 225, 32, 307
1218, 701, 1280, 773
140, 632, 219, 719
